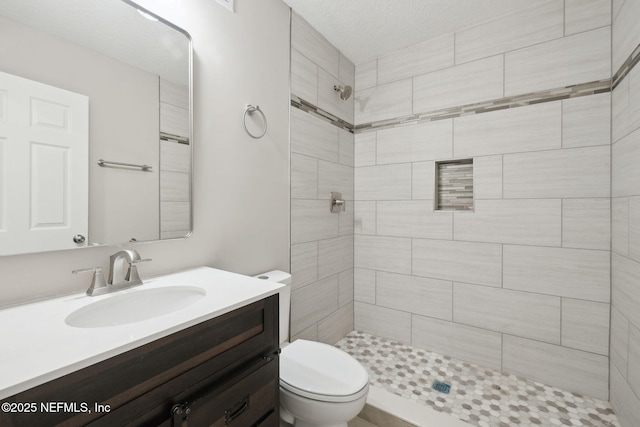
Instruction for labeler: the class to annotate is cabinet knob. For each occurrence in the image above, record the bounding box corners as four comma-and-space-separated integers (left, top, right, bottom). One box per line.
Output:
73, 234, 86, 244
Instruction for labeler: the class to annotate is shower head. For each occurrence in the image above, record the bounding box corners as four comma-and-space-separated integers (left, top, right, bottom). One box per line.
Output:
334, 84, 353, 101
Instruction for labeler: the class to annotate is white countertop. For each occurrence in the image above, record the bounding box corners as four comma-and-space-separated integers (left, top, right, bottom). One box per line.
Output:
0, 266, 283, 400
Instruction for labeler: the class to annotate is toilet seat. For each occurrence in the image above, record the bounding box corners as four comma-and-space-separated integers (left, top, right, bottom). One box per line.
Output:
280, 339, 369, 403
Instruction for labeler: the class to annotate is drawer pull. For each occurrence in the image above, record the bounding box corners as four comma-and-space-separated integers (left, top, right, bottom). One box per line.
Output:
225, 396, 249, 425
171, 402, 191, 427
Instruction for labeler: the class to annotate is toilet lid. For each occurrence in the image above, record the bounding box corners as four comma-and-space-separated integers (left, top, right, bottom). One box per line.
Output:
280, 340, 369, 401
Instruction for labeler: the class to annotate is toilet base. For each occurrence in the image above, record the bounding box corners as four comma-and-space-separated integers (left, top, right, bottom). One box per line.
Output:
279, 384, 367, 427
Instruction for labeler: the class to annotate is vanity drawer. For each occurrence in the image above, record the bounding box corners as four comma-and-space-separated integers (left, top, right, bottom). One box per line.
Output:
1, 295, 278, 427
166, 357, 279, 427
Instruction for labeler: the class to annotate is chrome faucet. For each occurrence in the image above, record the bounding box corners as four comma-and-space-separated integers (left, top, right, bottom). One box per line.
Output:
73, 249, 151, 296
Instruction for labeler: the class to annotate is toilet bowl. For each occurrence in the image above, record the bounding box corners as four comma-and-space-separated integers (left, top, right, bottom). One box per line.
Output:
255, 271, 369, 427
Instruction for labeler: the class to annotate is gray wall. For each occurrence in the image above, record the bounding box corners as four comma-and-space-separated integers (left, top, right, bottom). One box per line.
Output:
0, 0, 291, 307
610, 0, 640, 425
353, 0, 612, 400
289, 12, 355, 344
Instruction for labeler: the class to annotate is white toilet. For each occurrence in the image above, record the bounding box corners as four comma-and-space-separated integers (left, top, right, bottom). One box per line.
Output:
255, 271, 369, 427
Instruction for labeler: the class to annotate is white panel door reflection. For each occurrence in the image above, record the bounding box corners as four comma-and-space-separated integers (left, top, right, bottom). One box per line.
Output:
0, 70, 88, 255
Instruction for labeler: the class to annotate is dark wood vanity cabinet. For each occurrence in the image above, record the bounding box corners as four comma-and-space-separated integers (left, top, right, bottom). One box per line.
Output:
1, 295, 279, 427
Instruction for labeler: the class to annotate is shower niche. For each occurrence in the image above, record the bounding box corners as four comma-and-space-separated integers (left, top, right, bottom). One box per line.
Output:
435, 159, 474, 211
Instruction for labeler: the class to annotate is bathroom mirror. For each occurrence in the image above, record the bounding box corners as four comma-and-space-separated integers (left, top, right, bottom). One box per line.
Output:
0, 0, 192, 256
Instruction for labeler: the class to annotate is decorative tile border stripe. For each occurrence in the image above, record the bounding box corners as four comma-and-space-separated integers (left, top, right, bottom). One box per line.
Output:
354, 78, 611, 134
291, 42, 640, 136
612, 42, 640, 90
291, 95, 354, 133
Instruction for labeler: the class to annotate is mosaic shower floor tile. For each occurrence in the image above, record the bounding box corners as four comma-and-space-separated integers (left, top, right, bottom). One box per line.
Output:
336, 331, 620, 427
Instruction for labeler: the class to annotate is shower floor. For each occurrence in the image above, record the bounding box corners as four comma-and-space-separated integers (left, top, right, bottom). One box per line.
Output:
335, 331, 620, 427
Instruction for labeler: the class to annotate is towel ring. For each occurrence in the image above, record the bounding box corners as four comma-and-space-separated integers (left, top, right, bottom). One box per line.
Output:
243, 104, 267, 139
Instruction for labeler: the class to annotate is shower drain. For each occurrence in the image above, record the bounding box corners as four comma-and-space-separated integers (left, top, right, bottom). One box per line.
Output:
432, 381, 451, 394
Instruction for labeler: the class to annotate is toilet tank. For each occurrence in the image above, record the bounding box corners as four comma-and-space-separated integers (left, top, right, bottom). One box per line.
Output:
254, 270, 291, 346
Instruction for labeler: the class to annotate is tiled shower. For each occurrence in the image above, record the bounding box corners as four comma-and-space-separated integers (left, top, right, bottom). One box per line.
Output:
289, 1, 640, 426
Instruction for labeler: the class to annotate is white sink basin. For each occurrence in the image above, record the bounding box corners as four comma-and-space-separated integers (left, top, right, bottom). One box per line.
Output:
65, 286, 206, 328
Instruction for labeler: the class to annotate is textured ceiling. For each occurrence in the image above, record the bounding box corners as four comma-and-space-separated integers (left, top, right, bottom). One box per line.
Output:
282, 0, 542, 65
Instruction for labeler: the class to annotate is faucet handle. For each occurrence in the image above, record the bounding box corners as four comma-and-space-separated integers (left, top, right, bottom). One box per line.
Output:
125, 258, 151, 283
73, 267, 107, 296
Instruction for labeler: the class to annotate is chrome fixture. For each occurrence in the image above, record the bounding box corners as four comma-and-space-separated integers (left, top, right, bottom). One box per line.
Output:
330, 192, 345, 213
97, 159, 153, 171
73, 249, 151, 296
243, 104, 268, 139
334, 84, 352, 101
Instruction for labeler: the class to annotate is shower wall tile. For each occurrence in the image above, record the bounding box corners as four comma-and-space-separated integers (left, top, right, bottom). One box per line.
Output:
291, 241, 318, 290
354, 268, 376, 304
354, 201, 376, 235
318, 160, 353, 200
412, 239, 502, 287
354, 132, 376, 167
473, 156, 502, 199
413, 55, 504, 114
338, 202, 354, 236
377, 201, 453, 240
612, 253, 640, 328
290, 274, 339, 336
160, 78, 188, 109
160, 171, 189, 202
562, 93, 611, 149
629, 325, 640, 397
160, 202, 190, 232
291, 324, 318, 343
355, 79, 413, 125
160, 140, 190, 173
561, 298, 610, 355
564, 0, 611, 36
291, 48, 318, 105
453, 101, 562, 157
504, 27, 610, 97
454, 0, 563, 65
291, 12, 339, 78
318, 68, 354, 124
503, 335, 609, 400
339, 53, 355, 88
318, 303, 354, 345
355, 302, 411, 344
453, 283, 561, 344
612, 73, 632, 143
338, 269, 354, 307
613, 128, 640, 197
318, 235, 353, 279
377, 33, 454, 85
338, 129, 354, 167
291, 199, 339, 244
411, 162, 435, 200
503, 146, 611, 198
612, 0, 640, 72
629, 197, 640, 262
160, 103, 189, 137
355, 164, 412, 200
562, 198, 611, 250
355, 235, 412, 274
355, 59, 377, 91
411, 315, 502, 371
453, 199, 562, 246
291, 107, 339, 162
503, 245, 610, 302
376, 120, 453, 165
376, 271, 453, 320
291, 153, 317, 199
612, 197, 629, 256
611, 306, 630, 377
611, 364, 640, 427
